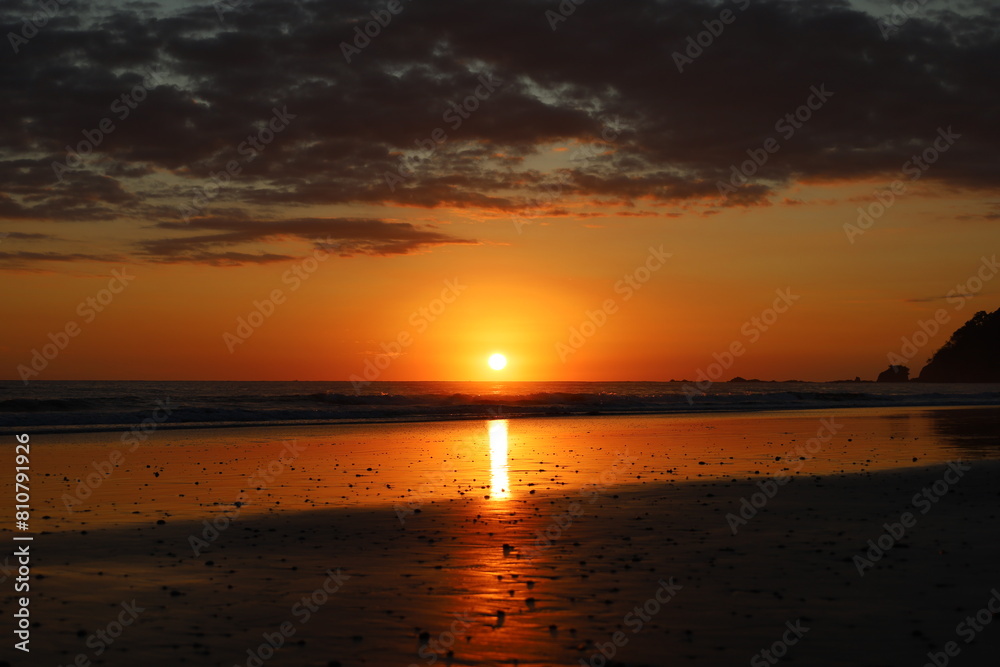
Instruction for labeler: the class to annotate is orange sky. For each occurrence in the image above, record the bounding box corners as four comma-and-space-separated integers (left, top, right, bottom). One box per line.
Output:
5, 177, 998, 382
3, 1, 998, 382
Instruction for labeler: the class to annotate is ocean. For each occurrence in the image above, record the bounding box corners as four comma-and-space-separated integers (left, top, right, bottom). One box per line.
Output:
2, 380, 999, 433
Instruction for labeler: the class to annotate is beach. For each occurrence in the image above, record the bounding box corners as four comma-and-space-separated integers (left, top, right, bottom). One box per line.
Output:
6, 0, 1000, 663
3, 406, 999, 666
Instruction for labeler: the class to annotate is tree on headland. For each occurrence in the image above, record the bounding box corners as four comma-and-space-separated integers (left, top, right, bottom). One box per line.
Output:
917, 308, 1000, 382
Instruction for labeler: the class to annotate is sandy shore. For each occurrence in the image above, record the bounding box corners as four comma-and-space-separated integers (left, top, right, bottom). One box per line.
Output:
2, 407, 999, 666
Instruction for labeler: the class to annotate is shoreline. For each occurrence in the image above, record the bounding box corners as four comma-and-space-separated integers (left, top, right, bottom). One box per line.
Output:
5, 398, 1000, 437
4, 405, 997, 665
13, 405, 1000, 533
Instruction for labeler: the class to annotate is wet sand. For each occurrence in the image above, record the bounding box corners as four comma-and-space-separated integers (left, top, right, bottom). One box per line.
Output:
2, 407, 999, 666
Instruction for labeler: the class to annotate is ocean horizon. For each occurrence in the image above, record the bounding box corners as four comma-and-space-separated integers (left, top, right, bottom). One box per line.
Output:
4, 379, 1000, 433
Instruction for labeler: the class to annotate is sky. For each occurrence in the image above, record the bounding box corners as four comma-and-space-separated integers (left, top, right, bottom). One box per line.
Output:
1, 0, 999, 382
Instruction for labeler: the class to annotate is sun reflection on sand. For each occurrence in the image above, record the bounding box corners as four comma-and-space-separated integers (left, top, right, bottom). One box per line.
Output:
488, 419, 510, 499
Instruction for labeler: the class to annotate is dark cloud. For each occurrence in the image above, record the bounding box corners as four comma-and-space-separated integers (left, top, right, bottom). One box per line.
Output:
0, 232, 54, 240
138, 216, 478, 264
0, 159, 137, 221
904, 294, 987, 304
0, 250, 124, 271
143, 250, 297, 266
955, 212, 1000, 221
1, 0, 998, 267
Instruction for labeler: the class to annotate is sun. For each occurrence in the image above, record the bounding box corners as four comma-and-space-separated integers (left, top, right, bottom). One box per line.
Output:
488, 353, 507, 370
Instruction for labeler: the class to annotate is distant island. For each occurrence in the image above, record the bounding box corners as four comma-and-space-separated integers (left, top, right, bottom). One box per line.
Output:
695, 309, 1000, 384
877, 365, 910, 382
876, 308, 1000, 382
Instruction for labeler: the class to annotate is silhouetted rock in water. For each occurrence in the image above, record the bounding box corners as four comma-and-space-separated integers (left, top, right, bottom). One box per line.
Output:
728, 376, 748, 382
877, 365, 910, 382
918, 308, 1000, 381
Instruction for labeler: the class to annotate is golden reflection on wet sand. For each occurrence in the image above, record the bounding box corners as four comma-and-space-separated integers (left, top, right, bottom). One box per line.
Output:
488, 419, 510, 500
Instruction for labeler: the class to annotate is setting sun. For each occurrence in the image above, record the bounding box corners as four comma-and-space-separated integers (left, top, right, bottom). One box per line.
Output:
6, 2, 1000, 665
